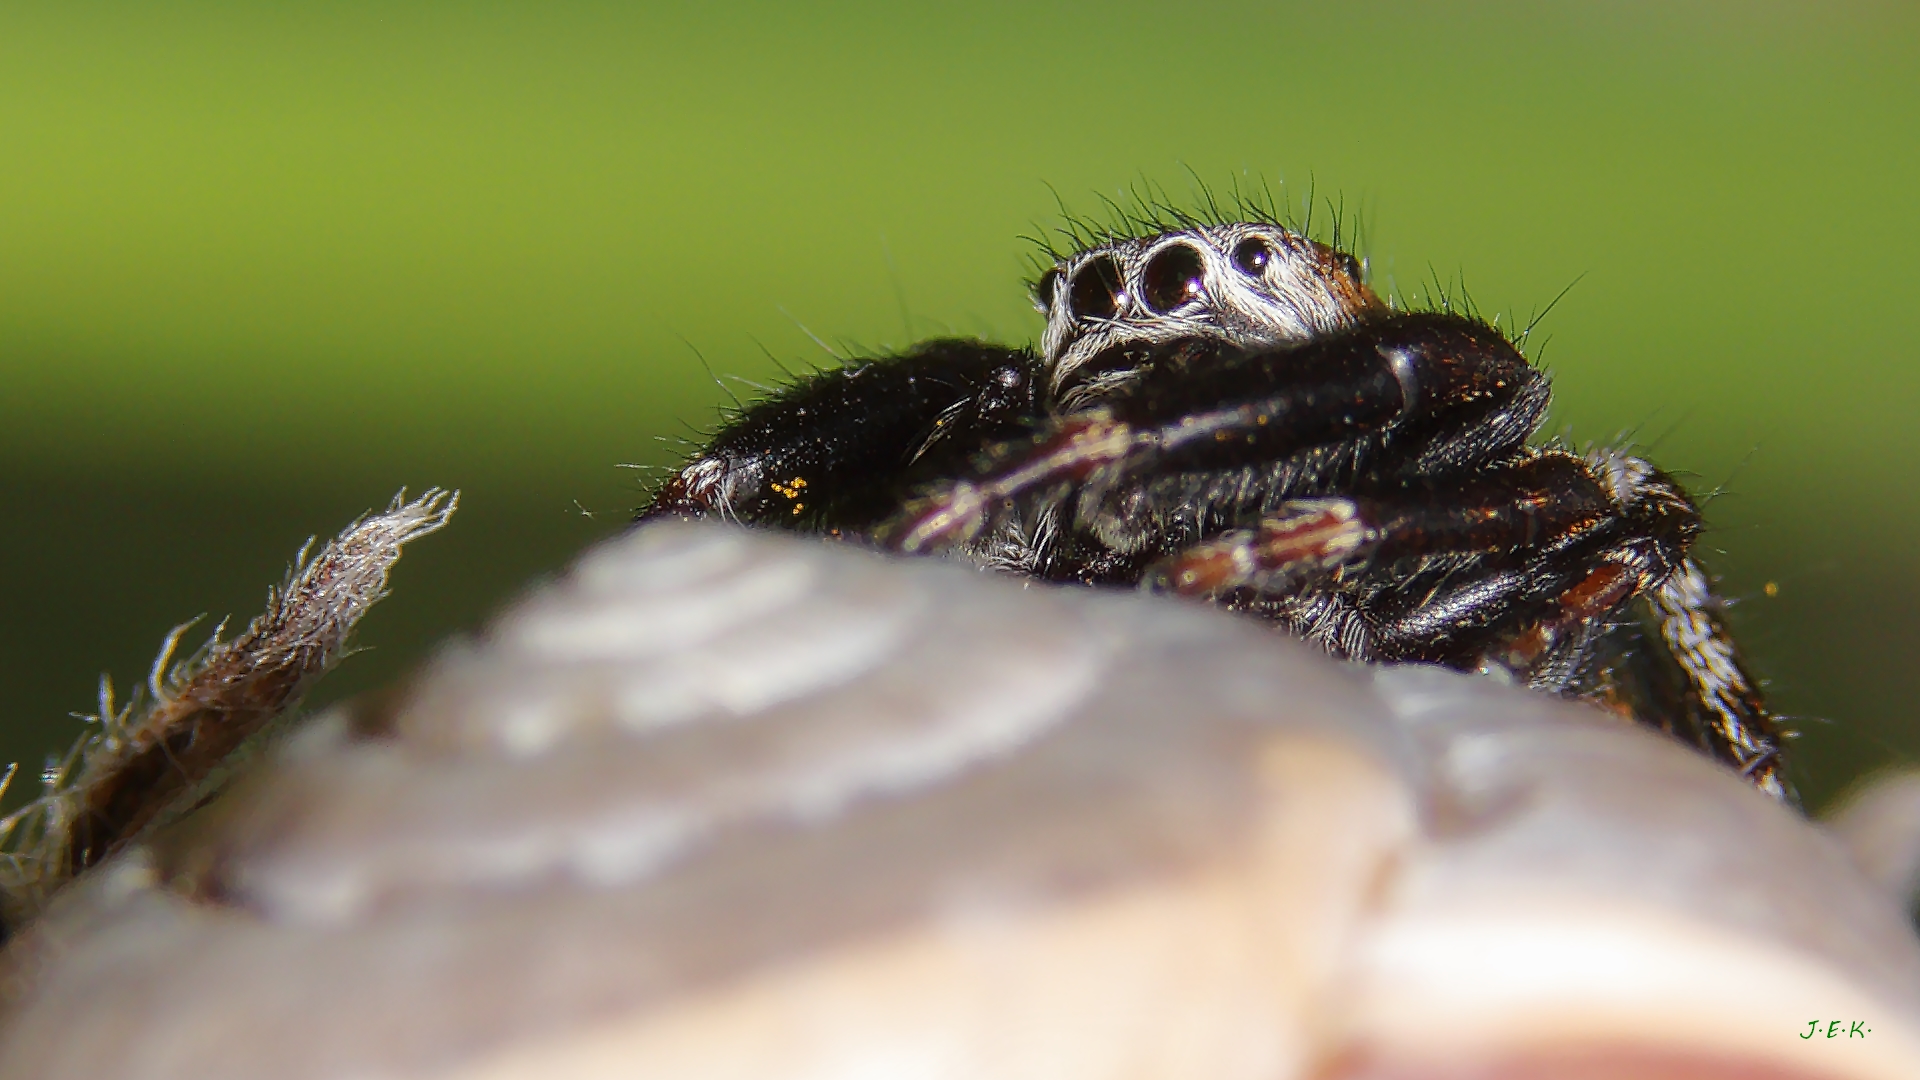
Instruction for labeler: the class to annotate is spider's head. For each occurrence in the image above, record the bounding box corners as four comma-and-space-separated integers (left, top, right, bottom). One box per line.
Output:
1034, 223, 1384, 406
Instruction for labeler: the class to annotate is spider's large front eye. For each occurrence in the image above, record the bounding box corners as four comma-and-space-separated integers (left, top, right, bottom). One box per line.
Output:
1069, 256, 1122, 321
1232, 237, 1273, 276
1142, 244, 1206, 313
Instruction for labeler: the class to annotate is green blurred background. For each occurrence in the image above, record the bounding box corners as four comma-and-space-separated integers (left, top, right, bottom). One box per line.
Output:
1, 2, 1914, 810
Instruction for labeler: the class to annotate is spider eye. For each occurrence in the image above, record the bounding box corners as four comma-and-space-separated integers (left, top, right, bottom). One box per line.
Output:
1068, 255, 1122, 321
1035, 269, 1062, 310
1336, 251, 1363, 281
1142, 244, 1206, 313
1232, 237, 1273, 276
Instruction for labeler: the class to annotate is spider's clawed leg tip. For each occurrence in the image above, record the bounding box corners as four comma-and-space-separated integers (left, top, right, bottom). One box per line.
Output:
1255, 498, 1369, 570
1154, 534, 1257, 598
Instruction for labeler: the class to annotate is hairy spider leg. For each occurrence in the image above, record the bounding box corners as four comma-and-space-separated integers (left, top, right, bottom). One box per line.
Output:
644, 340, 1041, 533
1646, 557, 1791, 800
1223, 459, 1790, 800
1152, 452, 1615, 595
887, 312, 1538, 553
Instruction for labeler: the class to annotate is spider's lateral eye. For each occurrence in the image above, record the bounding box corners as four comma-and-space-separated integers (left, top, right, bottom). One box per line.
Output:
1068, 255, 1123, 321
1232, 237, 1273, 276
1035, 269, 1062, 309
1337, 252, 1363, 280
1141, 244, 1206, 314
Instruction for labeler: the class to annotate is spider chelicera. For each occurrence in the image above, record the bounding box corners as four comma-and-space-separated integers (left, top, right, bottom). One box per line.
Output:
638, 212, 1790, 802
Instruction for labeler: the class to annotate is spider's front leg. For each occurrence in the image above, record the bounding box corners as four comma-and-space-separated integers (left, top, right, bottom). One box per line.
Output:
1150, 452, 1615, 597
885, 311, 1547, 554
641, 340, 1040, 534
1161, 445, 1698, 674
1199, 450, 1794, 802
1653, 562, 1791, 798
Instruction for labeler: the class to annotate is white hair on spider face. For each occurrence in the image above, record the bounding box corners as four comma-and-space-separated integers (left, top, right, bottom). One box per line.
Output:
1034, 222, 1385, 407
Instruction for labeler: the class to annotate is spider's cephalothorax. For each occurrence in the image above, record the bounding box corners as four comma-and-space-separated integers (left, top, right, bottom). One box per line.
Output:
641, 219, 1791, 802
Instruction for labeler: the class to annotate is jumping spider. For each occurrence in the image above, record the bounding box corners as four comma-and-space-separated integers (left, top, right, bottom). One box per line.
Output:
640, 214, 1790, 802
